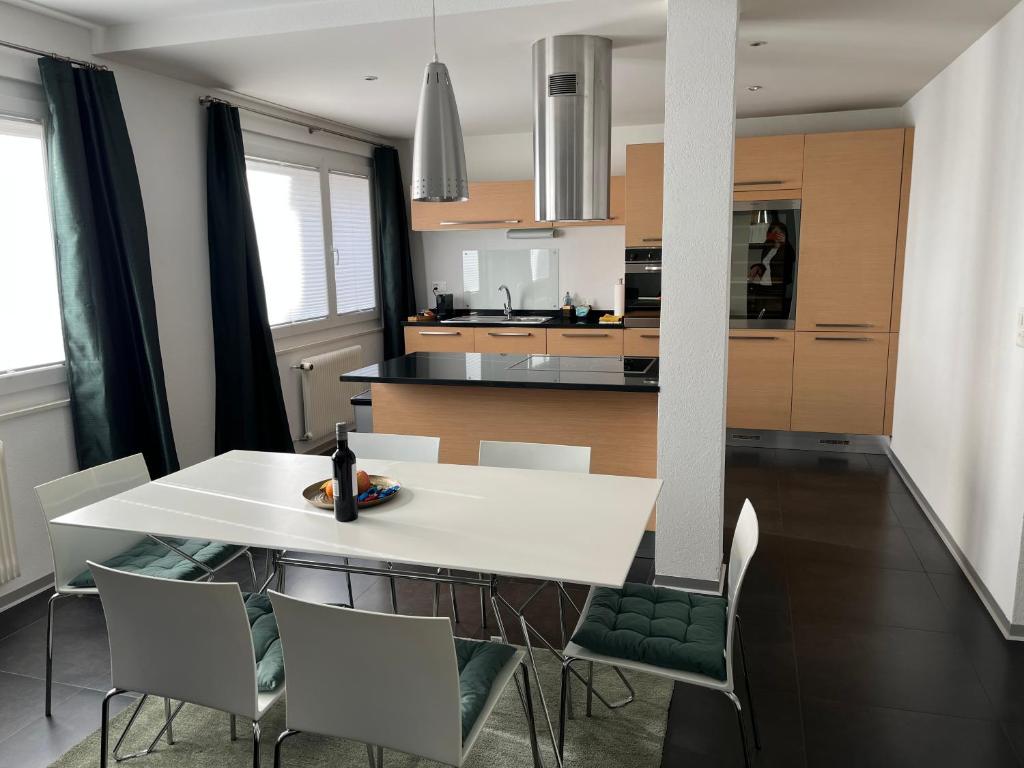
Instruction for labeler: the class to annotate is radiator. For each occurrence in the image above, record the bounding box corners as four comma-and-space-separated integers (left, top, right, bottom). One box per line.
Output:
295, 345, 364, 447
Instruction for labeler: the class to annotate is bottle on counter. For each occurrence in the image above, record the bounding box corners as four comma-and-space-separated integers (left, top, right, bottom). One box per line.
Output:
562, 291, 573, 318
332, 422, 358, 523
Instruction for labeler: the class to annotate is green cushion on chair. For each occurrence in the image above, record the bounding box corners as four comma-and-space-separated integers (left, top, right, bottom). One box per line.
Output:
455, 637, 516, 741
68, 539, 243, 588
571, 583, 729, 680
243, 593, 284, 692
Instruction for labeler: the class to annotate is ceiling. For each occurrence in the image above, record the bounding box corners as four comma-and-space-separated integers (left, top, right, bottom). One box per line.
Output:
19, 0, 1022, 138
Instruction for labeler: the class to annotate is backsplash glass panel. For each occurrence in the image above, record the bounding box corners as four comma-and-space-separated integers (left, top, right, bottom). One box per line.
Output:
461, 249, 560, 310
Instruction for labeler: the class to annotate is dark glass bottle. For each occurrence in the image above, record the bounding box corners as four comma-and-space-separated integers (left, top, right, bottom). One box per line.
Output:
332, 422, 358, 523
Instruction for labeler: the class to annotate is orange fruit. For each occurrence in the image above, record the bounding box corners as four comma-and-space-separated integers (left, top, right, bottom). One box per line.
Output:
320, 480, 334, 499
356, 470, 372, 493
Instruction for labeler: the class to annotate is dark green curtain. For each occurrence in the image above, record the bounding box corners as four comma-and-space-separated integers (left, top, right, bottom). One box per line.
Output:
204, 103, 293, 454
37, 57, 179, 478
372, 146, 417, 359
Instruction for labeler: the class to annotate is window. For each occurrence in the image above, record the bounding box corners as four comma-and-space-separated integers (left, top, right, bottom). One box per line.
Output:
0, 116, 63, 374
245, 149, 378, 331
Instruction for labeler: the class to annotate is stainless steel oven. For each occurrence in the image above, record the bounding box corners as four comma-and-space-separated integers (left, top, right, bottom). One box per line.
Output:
624, 247, 661, 319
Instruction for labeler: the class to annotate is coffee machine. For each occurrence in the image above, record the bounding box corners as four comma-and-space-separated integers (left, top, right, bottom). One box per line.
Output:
434, 291, 455, 320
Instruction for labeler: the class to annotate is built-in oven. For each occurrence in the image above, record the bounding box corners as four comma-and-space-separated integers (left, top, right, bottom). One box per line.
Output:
624, 248, 661, 327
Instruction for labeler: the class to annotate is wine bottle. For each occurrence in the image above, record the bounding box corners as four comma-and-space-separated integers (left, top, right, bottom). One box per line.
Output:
332, 422, 358, 523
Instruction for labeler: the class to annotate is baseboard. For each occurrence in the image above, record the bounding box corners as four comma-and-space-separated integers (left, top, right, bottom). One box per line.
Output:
0, 573, 52, 612
886, 448, 1024, 642
654, 564, 726, 595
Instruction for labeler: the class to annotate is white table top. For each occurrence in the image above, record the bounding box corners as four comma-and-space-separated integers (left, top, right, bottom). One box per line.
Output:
50, 451, 663, 588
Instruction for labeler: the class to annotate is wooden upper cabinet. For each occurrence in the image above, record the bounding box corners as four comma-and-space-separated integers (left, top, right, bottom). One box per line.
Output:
625, 143, 664, 247
411, 180, 550, 231
795, 129, 907, 332
890, 129, 914, 332
733, 134, 804, 191
555, 176, 625, 228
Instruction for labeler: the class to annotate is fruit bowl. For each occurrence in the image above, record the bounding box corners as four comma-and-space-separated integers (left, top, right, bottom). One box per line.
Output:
302, 475, 401, 511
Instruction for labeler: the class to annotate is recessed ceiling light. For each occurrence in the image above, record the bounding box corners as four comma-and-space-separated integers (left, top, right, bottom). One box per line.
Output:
747, 85, 763, 92
749, 40, 768, 47
363, 75, 379, 81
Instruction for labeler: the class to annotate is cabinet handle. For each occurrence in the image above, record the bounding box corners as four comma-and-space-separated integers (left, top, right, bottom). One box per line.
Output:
639, 333, 660, 339
638, 296, 661, 301
814, 336, 872, 342
643, 265, 662, 272
735, 180, 785, 186
815, 323, 874, 328
487, 331, 532, 337
729, 335, 779, 341
562, 332, 609, 338
439, 219, 521, 226
641, 237, 662, 242
418, 330, 461, 336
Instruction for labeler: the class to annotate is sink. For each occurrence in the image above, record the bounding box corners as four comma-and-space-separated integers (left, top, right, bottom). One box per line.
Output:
440, 315, 552, 325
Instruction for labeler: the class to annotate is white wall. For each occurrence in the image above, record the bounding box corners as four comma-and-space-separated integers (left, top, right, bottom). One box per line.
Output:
0, 2, 390, 603
892, 0, 1024, 624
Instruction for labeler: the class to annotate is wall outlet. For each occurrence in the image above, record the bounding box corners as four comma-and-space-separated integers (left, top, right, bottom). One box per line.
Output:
431, 281, 447, 293
1017, 308, 1024, 348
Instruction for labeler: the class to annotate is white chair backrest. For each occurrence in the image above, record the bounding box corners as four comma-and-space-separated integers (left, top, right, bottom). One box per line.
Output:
348, 432, 440, 463
90, 562, 260, 718
35, 455, 150, 590
724, 499, 759, 682
478, 440, 591, 474
269, 591, 463, 766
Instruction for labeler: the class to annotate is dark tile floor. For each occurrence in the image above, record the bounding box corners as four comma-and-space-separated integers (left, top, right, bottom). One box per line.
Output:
0, 448, 1022, 767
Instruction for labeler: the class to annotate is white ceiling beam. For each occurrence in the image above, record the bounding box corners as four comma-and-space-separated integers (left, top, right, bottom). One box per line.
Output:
92, 0, 573, 54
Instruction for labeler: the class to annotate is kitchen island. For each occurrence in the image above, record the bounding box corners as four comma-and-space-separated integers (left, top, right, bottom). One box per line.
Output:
342, 352, 659, 528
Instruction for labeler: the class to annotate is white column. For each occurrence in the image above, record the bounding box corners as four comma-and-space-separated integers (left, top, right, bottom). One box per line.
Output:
655, 0, 738, 590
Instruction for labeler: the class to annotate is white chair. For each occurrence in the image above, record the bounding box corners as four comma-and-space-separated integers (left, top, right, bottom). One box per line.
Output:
35, 454, 256, 715
558, 500, 761, 767
268, 591, 538, 768
479, 440, 591, 475
92, 562, 286, 768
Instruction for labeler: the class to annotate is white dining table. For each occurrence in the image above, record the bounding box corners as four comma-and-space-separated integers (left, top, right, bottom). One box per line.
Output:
50, 449, 663, 767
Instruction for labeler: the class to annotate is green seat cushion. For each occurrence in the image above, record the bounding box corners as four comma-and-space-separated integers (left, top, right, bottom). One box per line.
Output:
455, 637, 516, 742
243, 592, 284, 692
570, 583, 728, 680
68, 539, 243, 588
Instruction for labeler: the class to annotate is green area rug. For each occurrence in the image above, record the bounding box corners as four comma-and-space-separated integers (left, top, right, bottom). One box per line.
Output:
50, 651, 671, 767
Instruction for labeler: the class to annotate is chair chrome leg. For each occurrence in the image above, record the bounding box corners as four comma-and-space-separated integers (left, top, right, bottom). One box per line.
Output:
365, 744, 376, 768
164, 698, 174, 744
519, 662, 543, 768
388, 576, 398, 614
557, 589, 574, 720
252, 720, 262, 768
558, 659, 572, 762
449, 574, 460, 624
736, 616, 761, 750
432, 581, 440, 617
273, 728, 300, 768
230, 714, 237, 741
245, 551, 259, 592
376, 745, 383, 767
343, 557, 355, 607
478, 575, 487, 629
45, 592, 61, 716
100, 688, 124, 768
113, 695, 185, 762
726, 692, 751, 768
586, 661, 594, 717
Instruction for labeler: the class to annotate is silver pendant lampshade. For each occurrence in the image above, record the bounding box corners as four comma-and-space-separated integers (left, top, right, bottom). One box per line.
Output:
411, 1, 469, 202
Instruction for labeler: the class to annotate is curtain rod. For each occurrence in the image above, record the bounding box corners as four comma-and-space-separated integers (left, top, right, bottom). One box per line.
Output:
0, 38, 107, 70
199, 95, 393, 150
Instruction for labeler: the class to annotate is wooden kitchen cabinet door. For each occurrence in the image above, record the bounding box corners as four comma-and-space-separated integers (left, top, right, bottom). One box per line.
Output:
726, 331, 795, 431
795, 129, 906, 332
404, 326, 475, 353
546, 329, 624, 356
791, 332, 890, 434
734, 134, 804, 191
624, 328, 660, 357
473, 327, 546, 354
411, 180, 551, 231
625, 143, 664, 247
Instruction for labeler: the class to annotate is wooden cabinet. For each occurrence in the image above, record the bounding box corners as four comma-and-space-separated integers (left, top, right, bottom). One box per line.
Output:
891, 129, 914, 332
883, 333, 898, 436
734, 134, 804, 191
727, 331, 795, 431
473, 327, 546, 354
546, 328, 624, 357
555, 176, 625, 228
625, 143, 664, 247
795, 129, 906, 332
791, 332, 890, 434
411, 181, 550, 231
403, 326, 475, 353
624, 329, 660, 357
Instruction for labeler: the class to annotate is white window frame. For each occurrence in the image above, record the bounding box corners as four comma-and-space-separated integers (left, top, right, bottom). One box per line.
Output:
242, 132, 381, 341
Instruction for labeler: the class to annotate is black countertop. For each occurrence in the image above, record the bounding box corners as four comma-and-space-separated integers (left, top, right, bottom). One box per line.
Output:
341, 352, 660, 393
403, 309, 624, 330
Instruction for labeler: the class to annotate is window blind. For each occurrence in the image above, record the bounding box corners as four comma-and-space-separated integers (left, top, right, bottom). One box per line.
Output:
0, 117, 64, 373
245, 158, 328, 326
329, 171, 376, 315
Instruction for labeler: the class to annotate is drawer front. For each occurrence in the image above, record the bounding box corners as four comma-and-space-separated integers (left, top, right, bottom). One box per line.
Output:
473, 327, 547, 354
404, 326, 475, 353
546, 329, 624, 357
791, 332, 890, 434
624, 329, 660, 357
727, 331, 795, 431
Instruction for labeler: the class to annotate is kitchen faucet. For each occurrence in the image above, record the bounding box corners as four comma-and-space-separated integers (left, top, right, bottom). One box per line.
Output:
498, 284, 512, 320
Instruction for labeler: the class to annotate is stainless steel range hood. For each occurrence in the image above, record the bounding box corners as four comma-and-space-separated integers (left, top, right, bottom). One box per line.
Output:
533, 35, 612, 222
